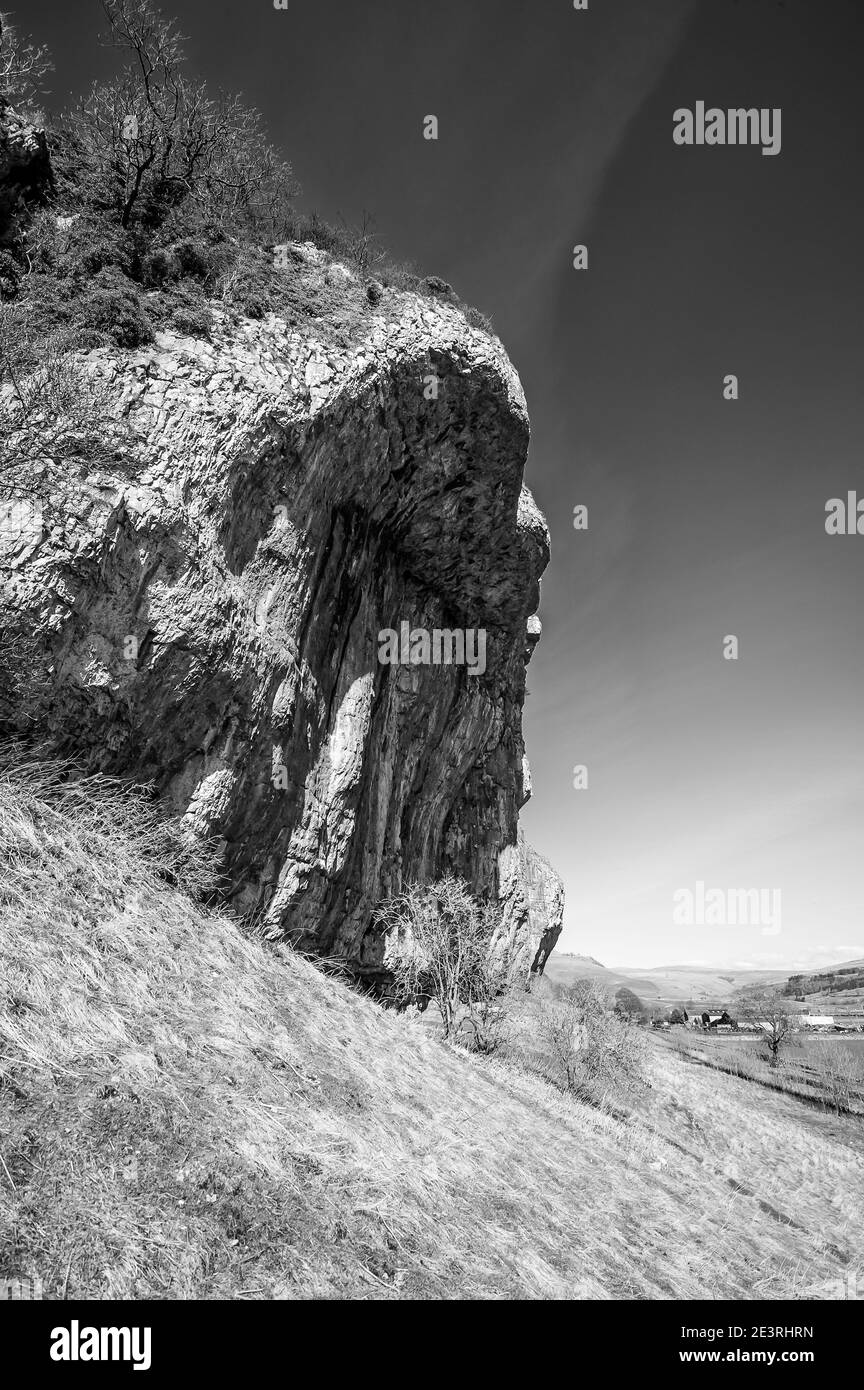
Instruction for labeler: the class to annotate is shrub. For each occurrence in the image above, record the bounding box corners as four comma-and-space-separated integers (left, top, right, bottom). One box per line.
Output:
78, 270, 152, 348
464, 304, 495, 335
172, 238, 211, 279
540, 979, 649, 1110
374, 876, 520, 1048
378, 260, 420, 293
141, 246, 179, 287
217, 248, 279, 320
615, 985, 648, 1024
60, 219, 138, 281
9, 272, 76, 342
73, 327, 114, 351
421, 274, 454, 299
167, 299, 213, 339
140, 232, 233, 292
0, 300, 127, 491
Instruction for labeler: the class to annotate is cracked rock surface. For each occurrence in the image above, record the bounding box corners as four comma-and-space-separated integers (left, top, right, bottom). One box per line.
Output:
1, 280, 563, 974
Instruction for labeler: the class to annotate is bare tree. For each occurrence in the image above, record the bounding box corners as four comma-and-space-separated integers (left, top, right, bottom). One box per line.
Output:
337, 211, 382, 278
734, 987, 798, 1068
374, 876, 518, 1047
68, 0, 298, 234
0, 11, 52, 104
191, 91, 299, 239
71, 0, 193, 227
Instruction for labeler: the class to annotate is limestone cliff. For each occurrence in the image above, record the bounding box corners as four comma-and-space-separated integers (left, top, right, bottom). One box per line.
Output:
0, 252, 563, 974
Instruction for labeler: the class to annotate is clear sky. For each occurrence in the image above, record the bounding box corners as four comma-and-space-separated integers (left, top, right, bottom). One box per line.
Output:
24, 0, 864, 970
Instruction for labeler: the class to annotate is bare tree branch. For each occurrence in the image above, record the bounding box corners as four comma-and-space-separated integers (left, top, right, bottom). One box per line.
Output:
0, 10, 52, 103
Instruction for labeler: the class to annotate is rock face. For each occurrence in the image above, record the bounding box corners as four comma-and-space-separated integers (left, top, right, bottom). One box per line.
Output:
0, 266, 563, 974
498, 831, 565, 977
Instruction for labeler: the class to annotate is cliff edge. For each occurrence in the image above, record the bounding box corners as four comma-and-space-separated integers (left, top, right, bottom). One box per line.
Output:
1, 240, 563, 973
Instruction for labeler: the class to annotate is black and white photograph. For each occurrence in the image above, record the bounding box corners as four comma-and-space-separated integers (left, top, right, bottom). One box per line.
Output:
1, 0, 863, 1341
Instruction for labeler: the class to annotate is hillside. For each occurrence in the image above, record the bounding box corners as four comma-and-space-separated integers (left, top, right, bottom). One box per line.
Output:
1, 760, 862, 1300
780, 963, 864, 1018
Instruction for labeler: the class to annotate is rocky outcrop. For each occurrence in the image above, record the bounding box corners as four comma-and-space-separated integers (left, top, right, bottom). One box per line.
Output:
498, 831, 565, 976
0, 260, 563, 974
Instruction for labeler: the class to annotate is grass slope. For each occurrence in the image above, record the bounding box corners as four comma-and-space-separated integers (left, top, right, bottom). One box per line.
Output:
1, 761, 862, 1300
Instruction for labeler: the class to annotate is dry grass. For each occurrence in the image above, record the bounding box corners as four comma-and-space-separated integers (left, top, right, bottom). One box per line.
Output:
666, 1032, 864, 1116
1, 759, 862, 1299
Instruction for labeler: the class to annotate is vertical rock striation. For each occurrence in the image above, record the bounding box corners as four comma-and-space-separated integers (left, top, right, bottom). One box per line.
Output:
1, 263, 563, 972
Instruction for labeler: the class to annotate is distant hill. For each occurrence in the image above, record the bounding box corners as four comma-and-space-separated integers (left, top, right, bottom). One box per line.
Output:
780, 960, 864, 997
771, 960, 864, 1019
545, 954, 864, 1011
545, 957, 793, 1007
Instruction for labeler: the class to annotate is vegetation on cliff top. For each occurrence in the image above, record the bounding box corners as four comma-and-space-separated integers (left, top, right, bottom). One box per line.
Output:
0, 2, 493, 496
0, 1, 492, 352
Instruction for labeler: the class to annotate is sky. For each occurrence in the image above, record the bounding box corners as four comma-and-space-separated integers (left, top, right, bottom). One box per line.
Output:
22, 0, 864, 970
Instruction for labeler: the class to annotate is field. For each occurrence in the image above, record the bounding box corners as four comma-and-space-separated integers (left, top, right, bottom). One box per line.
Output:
662, 1030, 864, 1128
2, 762, 863, 1300
799, 1036, 864, 1058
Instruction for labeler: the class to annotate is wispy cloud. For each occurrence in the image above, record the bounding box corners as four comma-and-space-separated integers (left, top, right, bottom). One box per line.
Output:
496, 0, 702, 315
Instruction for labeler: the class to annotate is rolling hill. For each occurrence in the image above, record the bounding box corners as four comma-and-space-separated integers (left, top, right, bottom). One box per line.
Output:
546, 954, 816, 1008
